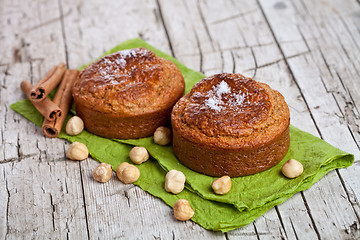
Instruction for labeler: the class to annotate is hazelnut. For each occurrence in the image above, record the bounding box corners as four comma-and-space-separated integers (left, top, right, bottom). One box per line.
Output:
116, 162, 140, 184
173, 199, 194, 221
65, 116, 84, 135
153, 126, 172, 146
165, 170, 186, 194
66, 142, 88, 160
212, 176, 232, 195
129, 146, 149, 164
281, 159, 304, 178
93, 163, 113, 183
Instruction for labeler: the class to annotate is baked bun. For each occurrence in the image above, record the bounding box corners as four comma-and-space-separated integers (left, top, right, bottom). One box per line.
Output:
73, 48, 185, 139
171, 73, 290, 177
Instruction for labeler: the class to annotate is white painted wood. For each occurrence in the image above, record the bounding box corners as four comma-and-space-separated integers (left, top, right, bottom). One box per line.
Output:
157, 1, 321, 239
253, 62, 320, 240
79, 158, 225, 239
259, 0, 360, 239
1, 0, 359, 239
0, 0, 88, 239
61, 0, 172, 69
61, 0, 225, 238
0, 165, 8, 240
1, 156, 88, 239
157, 0, 202, 71
194, 1, 329, 239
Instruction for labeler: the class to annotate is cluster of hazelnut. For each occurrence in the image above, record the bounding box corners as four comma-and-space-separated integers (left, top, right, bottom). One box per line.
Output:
64, 116, 304, 223
64, 119, 194, 221
65, 116, 88, 161
64, 116, 141, 184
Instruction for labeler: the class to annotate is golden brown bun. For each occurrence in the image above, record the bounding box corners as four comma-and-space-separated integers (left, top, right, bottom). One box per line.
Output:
171, 73, 290, 177
73, 48, 185, 139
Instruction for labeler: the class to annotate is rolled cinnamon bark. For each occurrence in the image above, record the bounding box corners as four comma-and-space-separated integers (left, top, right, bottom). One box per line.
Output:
20, 80, 62, 121
42, 69, 79, 138
30, 62, 66, 102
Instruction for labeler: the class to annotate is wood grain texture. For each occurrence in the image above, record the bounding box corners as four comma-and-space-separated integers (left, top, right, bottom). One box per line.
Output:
259, 0, 360, 238
0, 0, 359, 239
61, 0, 225, 238
0, 0, 87, 238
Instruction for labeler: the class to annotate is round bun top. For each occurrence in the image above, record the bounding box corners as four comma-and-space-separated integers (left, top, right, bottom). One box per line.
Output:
73, 48, 184, 117
171, 73, 290, 149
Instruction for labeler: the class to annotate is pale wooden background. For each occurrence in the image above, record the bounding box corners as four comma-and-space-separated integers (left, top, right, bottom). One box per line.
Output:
1, 0, 359, 239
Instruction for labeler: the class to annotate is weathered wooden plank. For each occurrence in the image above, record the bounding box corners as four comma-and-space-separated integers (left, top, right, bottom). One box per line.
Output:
287, 53, 360, 239
196, 1, 329, 239
61, 0, 171, 69
0, 65, 19, 163
196, 0, 360, 238
253, 62, 322, 240
0, 0, 90, 238
0, 64, 89, 240
289, 1, 360, 229
295, 0, 360, 150
1, 155, 89, 239
79, 159, 225, 239
258, 0, 360, 238
156, 1, 321, 239
2, 0, 359, 238
60, 0, 226, 238
156, 0, 202, 71
0, 164, 8, 240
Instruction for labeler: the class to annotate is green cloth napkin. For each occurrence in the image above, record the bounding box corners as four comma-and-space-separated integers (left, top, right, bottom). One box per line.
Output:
10, 38, 354, 232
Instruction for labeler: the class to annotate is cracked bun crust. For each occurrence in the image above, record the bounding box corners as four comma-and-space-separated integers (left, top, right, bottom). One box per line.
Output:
73, 48, 185, 139
171, 73, 290, 177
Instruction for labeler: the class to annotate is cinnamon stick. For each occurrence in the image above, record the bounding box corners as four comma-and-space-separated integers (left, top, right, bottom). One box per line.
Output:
20, 80, 62, 121
30, 62, 66, 102
42, 69, 79, 138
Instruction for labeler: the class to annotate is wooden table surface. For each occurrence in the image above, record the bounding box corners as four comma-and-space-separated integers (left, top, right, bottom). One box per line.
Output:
1, 0, 359, 239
